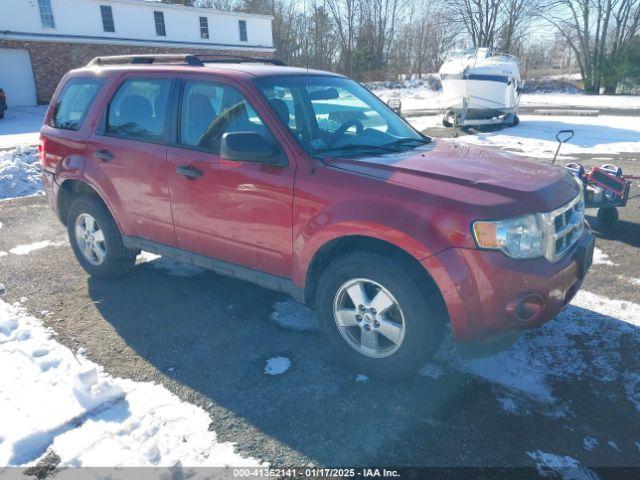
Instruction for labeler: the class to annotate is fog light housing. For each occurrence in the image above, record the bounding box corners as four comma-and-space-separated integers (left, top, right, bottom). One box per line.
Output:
505, 293, 546, 323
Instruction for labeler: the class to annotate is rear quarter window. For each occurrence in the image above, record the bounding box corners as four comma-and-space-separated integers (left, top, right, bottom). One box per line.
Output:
50, 78, 105, 131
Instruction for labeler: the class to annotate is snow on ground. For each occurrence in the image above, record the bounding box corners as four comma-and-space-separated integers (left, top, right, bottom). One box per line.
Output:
373, 84, 640, 112
270, 290, 640, 414
438, 290, 640, 408
418, 363, 445, 379
269, 299, 320, 332
9, 240, 66, 255
527, 451, 599, 480
137, 251, 206, 277
592, 247, 616, 266
407, 114, 640, 160
0, 299, 263, 468
355, 374, 369, 383
0, 145, 42, 200
264, 357, 291, 375
0, 106, 48, 147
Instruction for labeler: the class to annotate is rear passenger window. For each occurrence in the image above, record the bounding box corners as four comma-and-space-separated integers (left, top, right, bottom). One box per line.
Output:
51, 78, 104, 131
179, 80, 268, 153
106, 78, 170, 142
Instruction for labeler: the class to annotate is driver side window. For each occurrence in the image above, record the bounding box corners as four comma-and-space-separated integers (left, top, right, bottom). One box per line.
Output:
179, 80, 267, 153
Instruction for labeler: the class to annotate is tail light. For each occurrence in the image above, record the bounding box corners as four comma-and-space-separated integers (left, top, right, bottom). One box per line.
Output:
38, 137, 46, 167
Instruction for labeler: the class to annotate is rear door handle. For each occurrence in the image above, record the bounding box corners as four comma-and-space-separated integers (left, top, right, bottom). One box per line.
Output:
93, 149, 114, 162
176, 165, 203, 180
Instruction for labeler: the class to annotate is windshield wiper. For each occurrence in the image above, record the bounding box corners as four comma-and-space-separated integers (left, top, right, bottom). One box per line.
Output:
313, 143, 400, 156
381, 137, 431, 149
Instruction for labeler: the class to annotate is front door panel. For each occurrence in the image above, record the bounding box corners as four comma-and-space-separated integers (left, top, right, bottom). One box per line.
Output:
166, 78, 295, 277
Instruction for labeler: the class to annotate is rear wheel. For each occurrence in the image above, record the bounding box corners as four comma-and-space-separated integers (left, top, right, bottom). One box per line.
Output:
67, 196, 137, 279
316, 252, 444, 379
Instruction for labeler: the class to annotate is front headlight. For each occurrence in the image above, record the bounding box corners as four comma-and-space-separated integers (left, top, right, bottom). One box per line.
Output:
472, 214, 544, 259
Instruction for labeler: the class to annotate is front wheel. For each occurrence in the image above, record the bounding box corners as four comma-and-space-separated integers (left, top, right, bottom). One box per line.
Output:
67, 196, 137, 279
316, 252, 444, 379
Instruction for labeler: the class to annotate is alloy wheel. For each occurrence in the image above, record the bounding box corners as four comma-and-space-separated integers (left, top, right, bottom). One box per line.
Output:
333, 278, 406, 358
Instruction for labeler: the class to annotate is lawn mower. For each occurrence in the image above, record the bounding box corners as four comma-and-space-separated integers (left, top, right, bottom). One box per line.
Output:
552, 129, 637, 228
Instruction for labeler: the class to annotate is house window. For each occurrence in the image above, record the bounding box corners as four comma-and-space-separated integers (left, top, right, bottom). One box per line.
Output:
100, 5, 115, 33
38, 0, 55, 29
238, 20, 247, 41
199, 16, 209, 39
154, 11, 166, 37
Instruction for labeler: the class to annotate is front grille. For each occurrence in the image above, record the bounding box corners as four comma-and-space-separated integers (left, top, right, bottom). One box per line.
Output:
541, 193, 584, 262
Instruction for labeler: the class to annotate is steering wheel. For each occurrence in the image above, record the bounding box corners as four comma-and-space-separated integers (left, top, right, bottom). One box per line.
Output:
329, 119, 364, 145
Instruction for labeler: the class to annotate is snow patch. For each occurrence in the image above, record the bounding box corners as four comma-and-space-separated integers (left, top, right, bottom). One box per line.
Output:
8, 240, 66, 255
527, 451, 599, 480
269, 299, 320, 332
497, 396, 519, 414
418, 363, 445, 379
264, 357, 291, 376
355, 374, 369, 383
592, 247, 615, 266
437, 290, 640, 406
0, 146, 43, 200
137, 251, 205, 277
0, 300, 263, 467
451, 114, 640, 159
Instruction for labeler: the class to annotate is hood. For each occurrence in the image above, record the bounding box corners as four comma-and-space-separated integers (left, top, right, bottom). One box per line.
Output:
327, 140, 580, 217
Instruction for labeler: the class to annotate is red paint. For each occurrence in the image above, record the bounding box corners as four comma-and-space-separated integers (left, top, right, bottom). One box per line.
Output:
41, 63, 592, 343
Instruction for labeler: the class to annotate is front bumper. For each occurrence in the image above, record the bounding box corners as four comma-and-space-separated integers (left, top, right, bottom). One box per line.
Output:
422, 229, 594, 342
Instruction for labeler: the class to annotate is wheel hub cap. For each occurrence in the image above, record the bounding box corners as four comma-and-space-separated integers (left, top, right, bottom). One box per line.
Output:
333, 278, 406, 359
74, 213, 106, 266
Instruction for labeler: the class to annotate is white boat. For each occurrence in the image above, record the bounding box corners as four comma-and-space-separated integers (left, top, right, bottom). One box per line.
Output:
439, 47, 522, 127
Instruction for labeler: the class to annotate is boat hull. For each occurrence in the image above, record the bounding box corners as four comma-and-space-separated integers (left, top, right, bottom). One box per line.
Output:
441, 76, 520, 119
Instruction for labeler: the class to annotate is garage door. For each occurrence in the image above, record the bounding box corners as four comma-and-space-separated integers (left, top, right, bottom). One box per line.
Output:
0, 48, 37, 106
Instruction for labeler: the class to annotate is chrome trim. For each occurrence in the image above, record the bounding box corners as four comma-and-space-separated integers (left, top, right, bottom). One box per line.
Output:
538, 193, 584, 262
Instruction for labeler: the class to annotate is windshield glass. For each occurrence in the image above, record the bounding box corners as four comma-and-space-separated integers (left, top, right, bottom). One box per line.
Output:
255, 75, 428, 157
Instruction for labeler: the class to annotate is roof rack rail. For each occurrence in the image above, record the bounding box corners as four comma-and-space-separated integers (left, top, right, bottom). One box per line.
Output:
197, 54, 287, 66
86, 53, 286, 68
87, 54, 204, 67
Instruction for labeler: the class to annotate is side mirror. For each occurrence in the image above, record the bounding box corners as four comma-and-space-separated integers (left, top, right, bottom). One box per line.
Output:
220, 131, 286, 166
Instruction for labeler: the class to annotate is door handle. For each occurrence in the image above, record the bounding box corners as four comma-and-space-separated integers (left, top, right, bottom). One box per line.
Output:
93, 149, 114, 162
176, 165, 203, 180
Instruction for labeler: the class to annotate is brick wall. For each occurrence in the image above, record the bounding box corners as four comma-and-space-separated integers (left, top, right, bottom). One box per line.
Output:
0, 39, 273, 104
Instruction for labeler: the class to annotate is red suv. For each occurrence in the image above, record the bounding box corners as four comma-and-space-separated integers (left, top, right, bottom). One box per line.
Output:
41, 54, 594, 378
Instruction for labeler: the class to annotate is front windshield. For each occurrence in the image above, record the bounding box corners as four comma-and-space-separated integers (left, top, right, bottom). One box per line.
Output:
255, 75, 428, 158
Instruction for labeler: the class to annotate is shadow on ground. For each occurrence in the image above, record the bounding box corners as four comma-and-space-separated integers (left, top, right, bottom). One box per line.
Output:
84, 260, 639, 468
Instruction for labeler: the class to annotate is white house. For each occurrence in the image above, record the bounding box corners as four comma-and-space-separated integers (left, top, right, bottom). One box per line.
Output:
0, 0, 275, 105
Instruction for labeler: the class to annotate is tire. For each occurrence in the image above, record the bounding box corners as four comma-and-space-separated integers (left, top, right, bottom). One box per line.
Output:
0, 111, 4, 119
442, 112, 453, 128
597, 207, 618, 228
510, 114, 520, 127
66, 196, 137, 279
315, 252, 444, 379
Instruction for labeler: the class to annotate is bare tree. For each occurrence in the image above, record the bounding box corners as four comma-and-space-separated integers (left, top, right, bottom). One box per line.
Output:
543, 0, 640, 93
448, 0, 538, 51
